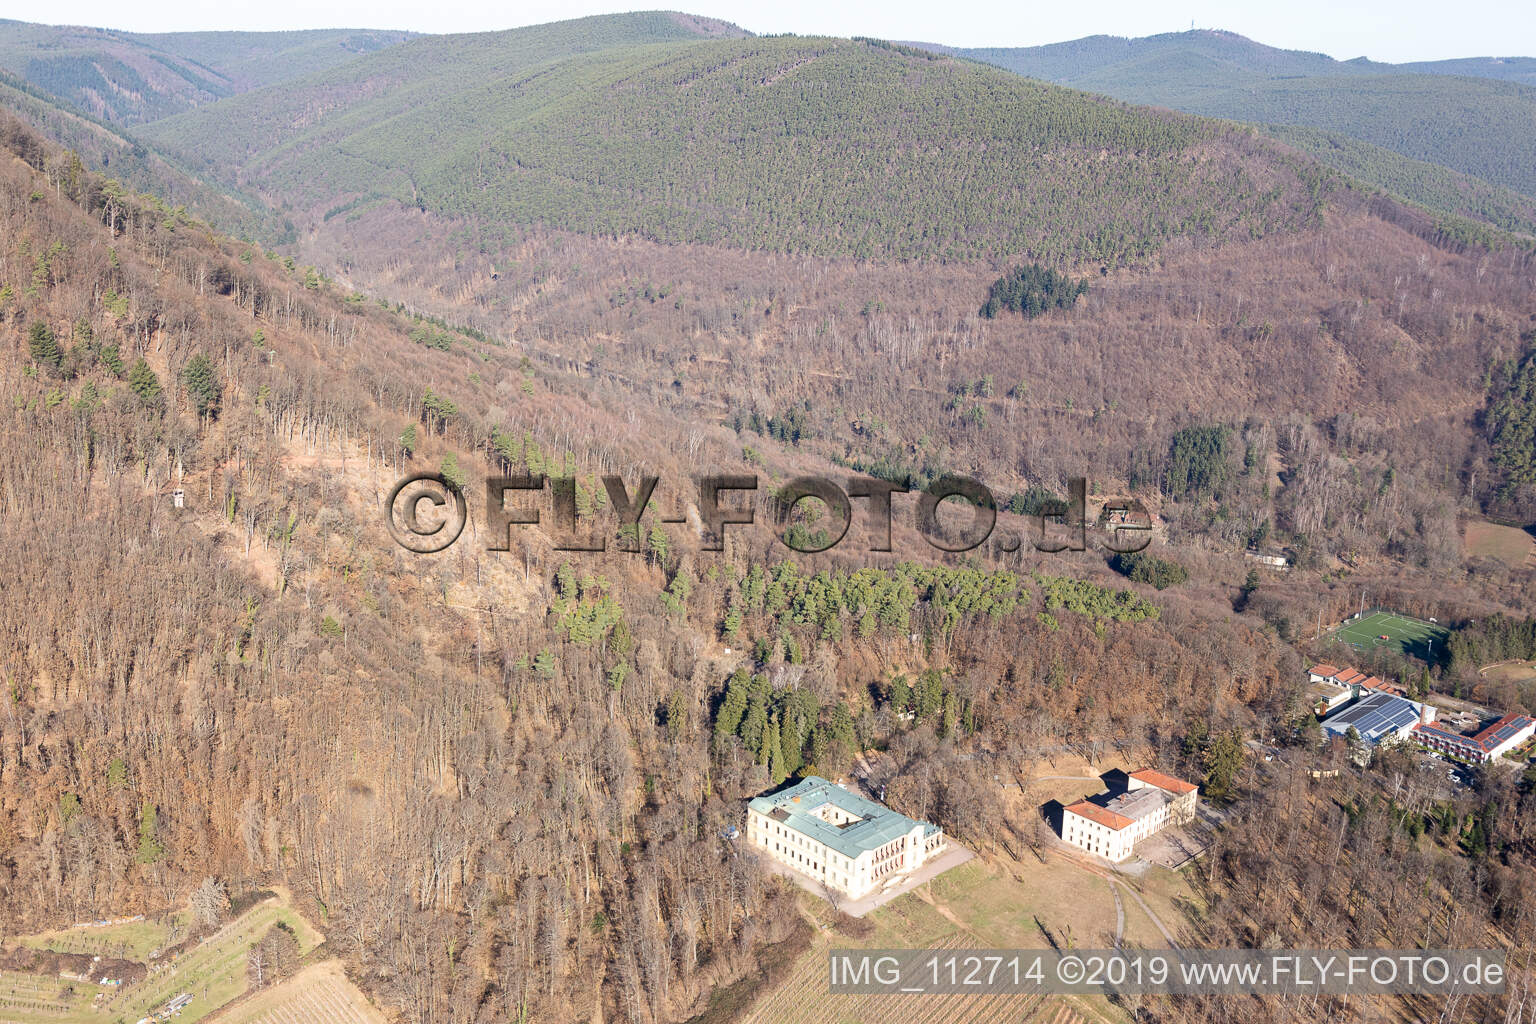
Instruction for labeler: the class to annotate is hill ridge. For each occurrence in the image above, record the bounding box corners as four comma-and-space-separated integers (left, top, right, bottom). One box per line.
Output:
946, 29, 1536, 200
136, 27, 1347, 264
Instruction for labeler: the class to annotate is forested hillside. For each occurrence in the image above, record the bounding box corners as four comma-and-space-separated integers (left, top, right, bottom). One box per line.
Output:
4, 13, 1536, 1024
0, 109, 1416, 1024
137, 27, 1339, 265
1263, 125, 1536, 238
0, 68, 280, 238
0, 20, 412, 123
955, 30, 1536, 204
136, 11, 747, 169
1398, 55, 1536, 86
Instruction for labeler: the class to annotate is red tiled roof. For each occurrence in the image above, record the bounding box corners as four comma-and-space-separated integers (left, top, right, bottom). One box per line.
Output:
1473, 713, 1532, 745
1129, 769, 1198, 795
1064, 800, 1134, 831
1321, 665, 1405, 695
1413, 714, 1535, 753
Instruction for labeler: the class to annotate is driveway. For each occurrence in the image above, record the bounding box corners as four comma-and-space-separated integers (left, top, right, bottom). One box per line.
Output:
753, 842, 974, 918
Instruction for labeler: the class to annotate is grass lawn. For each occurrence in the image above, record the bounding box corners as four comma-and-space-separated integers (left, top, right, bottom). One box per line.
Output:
17, 913, 185, 962
0, 895, 324, 1024
1483, 661, 1536, 688
204, 961, 385, 1024
737, 851, 1139, 1024
1329, 610, 1450, 663
104, 898, 323, 1024
0, 970, 103, 1024
1029, 777, 1110, 807
1463, 519, 1535, 565
922, 857, 1120, 949
1120, 866, 1196, 948
1118, 897, 1165, 949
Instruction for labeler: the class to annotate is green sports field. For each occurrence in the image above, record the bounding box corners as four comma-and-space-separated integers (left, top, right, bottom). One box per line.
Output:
1330, 611, 1450, 663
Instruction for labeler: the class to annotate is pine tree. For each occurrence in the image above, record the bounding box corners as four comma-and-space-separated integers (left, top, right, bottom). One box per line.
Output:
27, 321, 60, 369
765, 716, 785, 781
714, 670, 750, 739
1203, 728, 1246, 801
646, 524, 670, 566
779, 710, 802, 777
665, 691, 687, 742
440, 451, 465, 491
181, 352, 221, 418
127, 358, 162, 408
533, 649, 557, 678
741, 692, 768, 754
136, 802, 165, 864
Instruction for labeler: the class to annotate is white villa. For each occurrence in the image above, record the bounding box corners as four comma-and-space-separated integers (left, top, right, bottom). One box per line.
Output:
1061, 769, 1198, 862
746, 776, 946, 899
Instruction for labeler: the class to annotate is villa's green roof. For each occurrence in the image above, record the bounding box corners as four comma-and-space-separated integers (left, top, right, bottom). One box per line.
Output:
748, 776, 929, 860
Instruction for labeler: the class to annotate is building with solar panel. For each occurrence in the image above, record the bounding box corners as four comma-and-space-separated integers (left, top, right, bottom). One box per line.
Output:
1321, 691, 1433, 750
1414, 713, 1536, 764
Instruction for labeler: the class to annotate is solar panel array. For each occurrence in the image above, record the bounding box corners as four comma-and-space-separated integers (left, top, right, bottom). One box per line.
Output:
1323, 692, 1422, 744
1485, 717, 1532, 747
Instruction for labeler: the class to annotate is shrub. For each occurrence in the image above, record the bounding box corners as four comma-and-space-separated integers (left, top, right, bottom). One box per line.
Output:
1114, 550, 1190, 590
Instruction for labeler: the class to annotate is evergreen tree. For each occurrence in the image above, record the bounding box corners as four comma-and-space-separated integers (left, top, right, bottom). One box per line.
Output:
1114, 550, 1190, 590
665, 690, 687, 742
714, 669, 750, 740
1164, 425, 1233, 500
28, 321, 60, 369
765, 716, 785, 781
887, 673, 913, 716
181, 352, 221, 418
646, 524, 670, 566
127, 358, 162, 408
740, 688, 769, 754
99, 344, 124, 376
136, 802, 165, 864
1488, 346, 1536, 487
980, 263, 1088, 319
1203, 728, 1246, 801
440, 451, 465, 491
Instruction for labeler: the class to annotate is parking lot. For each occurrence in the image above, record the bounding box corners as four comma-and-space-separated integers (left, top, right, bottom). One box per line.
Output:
1419, 751, 1477, 791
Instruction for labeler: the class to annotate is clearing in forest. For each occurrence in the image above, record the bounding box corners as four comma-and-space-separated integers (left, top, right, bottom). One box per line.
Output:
1463, 518, 1535, 567
1329, 610, 1450, 663
0, 894, 323, 1024
15, 911, 186, 962
204, 960, 385, 1024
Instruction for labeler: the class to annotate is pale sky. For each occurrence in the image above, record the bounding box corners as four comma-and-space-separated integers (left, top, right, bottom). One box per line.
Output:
17, 0, 1536, 63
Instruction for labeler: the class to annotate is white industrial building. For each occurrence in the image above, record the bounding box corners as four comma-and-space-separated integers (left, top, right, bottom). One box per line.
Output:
1320, 690, 1433, 748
